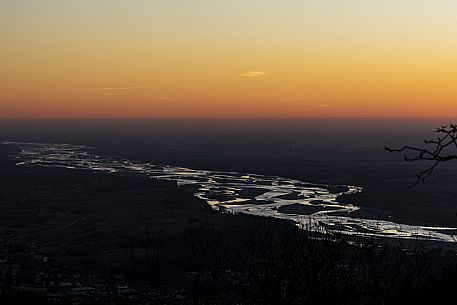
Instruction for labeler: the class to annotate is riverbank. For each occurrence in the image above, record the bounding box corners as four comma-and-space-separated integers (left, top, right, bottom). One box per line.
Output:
2, 144, 457, 304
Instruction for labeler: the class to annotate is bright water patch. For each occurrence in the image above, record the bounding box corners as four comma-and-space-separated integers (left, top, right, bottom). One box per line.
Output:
3, 141, 457, 243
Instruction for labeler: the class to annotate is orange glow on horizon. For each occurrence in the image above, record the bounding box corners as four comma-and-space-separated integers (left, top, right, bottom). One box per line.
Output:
2, 1, 457, 119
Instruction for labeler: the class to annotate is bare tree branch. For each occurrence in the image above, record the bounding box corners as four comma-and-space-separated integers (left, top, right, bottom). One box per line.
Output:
385, 124, 457, 186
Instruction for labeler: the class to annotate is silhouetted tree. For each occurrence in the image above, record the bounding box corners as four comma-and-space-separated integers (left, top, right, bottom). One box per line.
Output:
386, 124, 457, 185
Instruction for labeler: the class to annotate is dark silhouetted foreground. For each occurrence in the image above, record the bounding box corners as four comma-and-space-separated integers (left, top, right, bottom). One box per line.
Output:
1, 139, 457, 305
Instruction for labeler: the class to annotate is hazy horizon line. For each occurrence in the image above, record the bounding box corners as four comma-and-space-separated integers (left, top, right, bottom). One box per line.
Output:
1, 117, 457, 121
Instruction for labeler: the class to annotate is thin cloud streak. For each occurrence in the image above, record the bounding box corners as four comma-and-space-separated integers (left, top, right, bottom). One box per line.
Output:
91, 87, 153, 91
240, 71, 267, 77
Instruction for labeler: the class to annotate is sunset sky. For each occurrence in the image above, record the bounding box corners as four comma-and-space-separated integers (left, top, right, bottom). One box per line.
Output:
1, 0, 457, 118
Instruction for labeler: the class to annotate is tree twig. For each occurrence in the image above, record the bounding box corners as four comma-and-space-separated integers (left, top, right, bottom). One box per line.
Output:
385, 124, 457, 186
